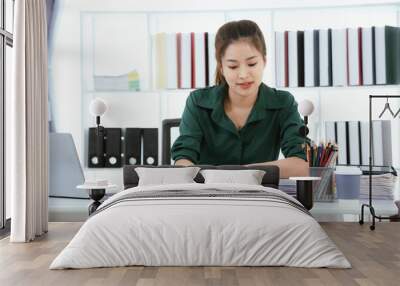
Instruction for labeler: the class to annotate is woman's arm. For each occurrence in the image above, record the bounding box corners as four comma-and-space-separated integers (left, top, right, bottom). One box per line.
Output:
246, 157, 309, 179
262, 91, 309, 178
171, 93, 203, 165
174, 159, 194, 166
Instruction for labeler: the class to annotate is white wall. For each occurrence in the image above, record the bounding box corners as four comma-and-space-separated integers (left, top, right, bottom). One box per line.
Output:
51, 0, 400, 189
51, 1, 82, 162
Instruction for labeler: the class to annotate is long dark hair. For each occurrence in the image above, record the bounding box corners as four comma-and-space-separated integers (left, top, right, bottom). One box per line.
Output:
214, 20, 267, 85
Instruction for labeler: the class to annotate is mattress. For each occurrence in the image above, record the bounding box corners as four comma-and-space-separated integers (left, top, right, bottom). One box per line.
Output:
50, 183, 351, 269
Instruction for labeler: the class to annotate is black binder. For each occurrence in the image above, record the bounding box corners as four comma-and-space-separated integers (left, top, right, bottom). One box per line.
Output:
143, 128, 158, 166
104, 128, 122, 168
88, 127, 105, 168
125, 128, 142, 165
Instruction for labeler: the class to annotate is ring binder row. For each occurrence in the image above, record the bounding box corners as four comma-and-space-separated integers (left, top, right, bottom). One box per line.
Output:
88, 128, 158, 168
324, 120, 392, 168
275, 26, 400, 88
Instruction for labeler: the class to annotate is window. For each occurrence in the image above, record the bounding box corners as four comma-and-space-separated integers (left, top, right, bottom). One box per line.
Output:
0, 0, 13, 231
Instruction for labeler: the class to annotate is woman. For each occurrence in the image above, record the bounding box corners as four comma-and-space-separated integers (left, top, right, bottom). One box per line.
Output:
171, 20, 309, 178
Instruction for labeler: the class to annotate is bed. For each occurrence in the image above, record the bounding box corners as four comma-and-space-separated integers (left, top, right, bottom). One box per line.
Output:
50, 165, 350, 269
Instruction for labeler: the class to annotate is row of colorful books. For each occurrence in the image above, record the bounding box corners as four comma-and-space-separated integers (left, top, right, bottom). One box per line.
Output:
154, 32, 217, 89
275, 26, 400, 87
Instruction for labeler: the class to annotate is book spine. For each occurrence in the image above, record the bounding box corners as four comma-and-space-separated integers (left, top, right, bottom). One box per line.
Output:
372, 26, 376, 84
358, 27, 363, 85
345, 121, 350, 165
191, 32, 196, 88
284, 31, 289, 87
176, 33, 182, 89
314, 30, 320, 86
328, 28, 333, 86
385, 26, 400, 84
204, 32, 209, 86
297, 31, 305, 87
207, 33, 216, 86
346, 28, 350, 85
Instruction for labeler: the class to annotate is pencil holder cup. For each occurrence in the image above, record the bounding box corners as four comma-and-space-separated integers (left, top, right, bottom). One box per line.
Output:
310, 167, 335, 201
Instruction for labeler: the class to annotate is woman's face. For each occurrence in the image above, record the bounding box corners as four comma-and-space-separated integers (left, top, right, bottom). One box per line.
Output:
221, 40, 266, 98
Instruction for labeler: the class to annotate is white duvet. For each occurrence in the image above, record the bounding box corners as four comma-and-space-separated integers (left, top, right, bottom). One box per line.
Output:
50, 183, 351, 269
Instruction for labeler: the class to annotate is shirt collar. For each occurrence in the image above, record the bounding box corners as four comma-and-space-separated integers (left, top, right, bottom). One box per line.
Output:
194, 83, 287, 135
195, 83, 287, 111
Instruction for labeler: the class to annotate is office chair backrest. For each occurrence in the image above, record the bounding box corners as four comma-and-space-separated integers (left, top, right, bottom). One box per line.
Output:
162, 118, 181, 165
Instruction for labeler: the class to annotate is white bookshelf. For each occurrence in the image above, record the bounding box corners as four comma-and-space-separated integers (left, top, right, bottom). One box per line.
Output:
75, 2, 400, 187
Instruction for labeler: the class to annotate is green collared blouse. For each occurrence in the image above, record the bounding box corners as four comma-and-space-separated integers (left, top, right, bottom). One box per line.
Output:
171, 83, 306, 165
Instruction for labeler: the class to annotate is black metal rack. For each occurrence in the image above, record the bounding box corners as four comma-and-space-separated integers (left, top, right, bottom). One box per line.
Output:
359, 95, 400, 230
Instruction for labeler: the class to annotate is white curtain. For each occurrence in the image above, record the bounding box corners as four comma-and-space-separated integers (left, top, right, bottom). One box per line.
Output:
9, 0, 49, 242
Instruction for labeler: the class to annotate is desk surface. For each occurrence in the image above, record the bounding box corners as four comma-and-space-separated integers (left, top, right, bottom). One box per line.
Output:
289, 176, 321, 181
76, 184, 117, 190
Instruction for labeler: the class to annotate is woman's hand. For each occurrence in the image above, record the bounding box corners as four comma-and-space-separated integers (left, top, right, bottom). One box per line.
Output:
174, 159, 195, 166
245, 157, 309, 179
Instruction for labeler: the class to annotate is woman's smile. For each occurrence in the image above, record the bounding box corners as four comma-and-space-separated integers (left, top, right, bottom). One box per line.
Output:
237, 81, 254, 89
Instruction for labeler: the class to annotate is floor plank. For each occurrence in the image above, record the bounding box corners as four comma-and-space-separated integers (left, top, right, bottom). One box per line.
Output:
0, 222, 399, 286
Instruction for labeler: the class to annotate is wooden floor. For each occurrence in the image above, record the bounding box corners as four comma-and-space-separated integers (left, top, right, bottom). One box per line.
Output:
0, 222, 399, 286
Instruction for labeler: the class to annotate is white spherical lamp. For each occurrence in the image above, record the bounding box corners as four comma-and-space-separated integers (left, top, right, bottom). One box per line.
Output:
89, 98, 107, 117
89, 98, 107, 127
298, 99, 315, 117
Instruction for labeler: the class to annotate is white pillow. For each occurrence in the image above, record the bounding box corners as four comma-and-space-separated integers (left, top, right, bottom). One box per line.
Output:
136, 167, 200, 186
200, 169, 266, 185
